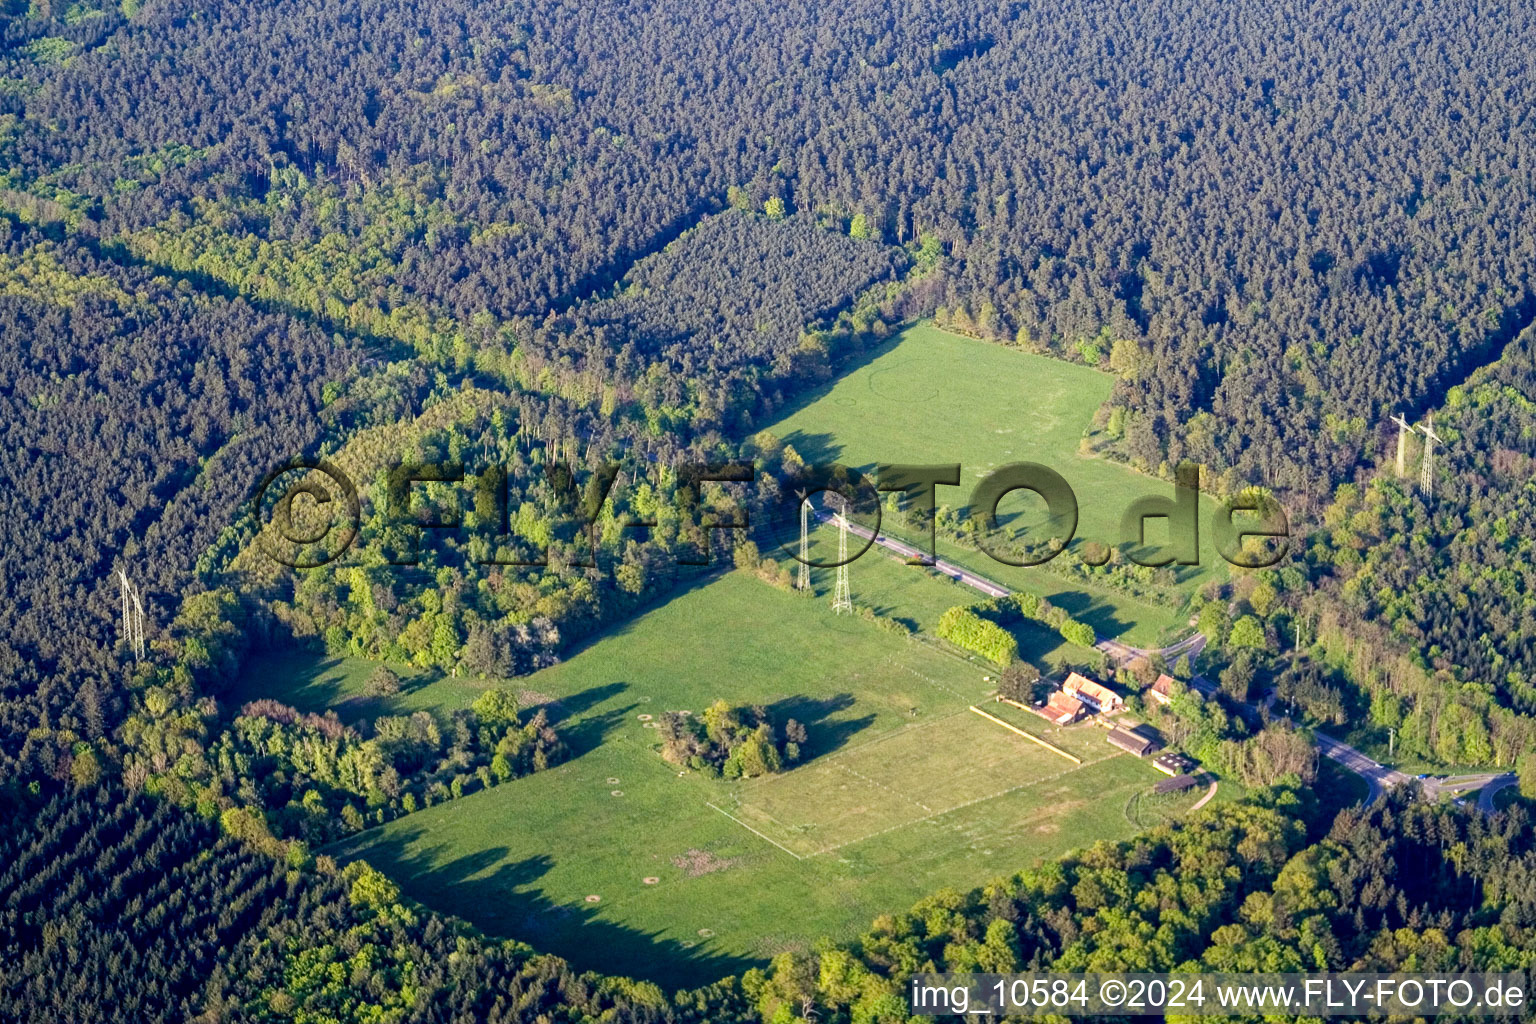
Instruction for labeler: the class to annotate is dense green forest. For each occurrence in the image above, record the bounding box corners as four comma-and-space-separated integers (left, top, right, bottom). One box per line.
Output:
0, 223, 362, 781
4, 0, 1536, 1017
6, 0, 1535, 494
1293, 323, 1536, 769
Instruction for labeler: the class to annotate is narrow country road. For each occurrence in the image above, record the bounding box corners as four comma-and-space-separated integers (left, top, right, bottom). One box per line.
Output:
1474, 774, 1518, 813
1314, 732, 1410, 806
1099, 632, 1207, 666
1189, 779, 1219, 810
813, 505, 1513, 812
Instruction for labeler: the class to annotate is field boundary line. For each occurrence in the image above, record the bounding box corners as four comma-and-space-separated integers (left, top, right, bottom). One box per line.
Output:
889, 654, 974, 701
805, 749, 1125, 857
705, 801, 805, 860
968, 706, 1081, 764
836, 762, 934, 813
736, 707, 975, 788
711, 788, 803, 834
907, 631, 992, 675
723, 712, 1113, 858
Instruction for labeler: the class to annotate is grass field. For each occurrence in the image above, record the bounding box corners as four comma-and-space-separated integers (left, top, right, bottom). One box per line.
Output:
229, 543, 1088, 719
235, 328, 1250, 989
282, 568, 1200, 989
763, 323, 1232, 645
721, 703, 1125, 858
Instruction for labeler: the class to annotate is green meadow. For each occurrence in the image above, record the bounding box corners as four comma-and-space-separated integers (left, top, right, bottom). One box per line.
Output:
227, 328, 1248, 989
249, 565, 1201, 989
763, 322, 1232, 646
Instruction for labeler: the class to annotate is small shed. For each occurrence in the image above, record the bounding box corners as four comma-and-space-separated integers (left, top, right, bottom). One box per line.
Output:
1154, 773, 1199, 795
1028, 692, 1086, 725
1152, 752, 1197, 776
1106, 726, 1160, 758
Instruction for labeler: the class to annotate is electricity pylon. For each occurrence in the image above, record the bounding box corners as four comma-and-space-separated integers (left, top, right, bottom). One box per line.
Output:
1390, 412, 1412, 478
797, 495, 811, 592
831, 501, 853, 614
117, 569, 145, 662
1416, 413, 1444, 499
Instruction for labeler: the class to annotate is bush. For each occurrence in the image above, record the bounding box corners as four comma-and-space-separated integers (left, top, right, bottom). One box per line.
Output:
1199, 602, 1231, 644
660, 701, 794, 777
472, 688, 520, 726
363, 665, 401, 696
1059, 619, 1096, 648
938, 606, 1018, 665
1520, 753, 1536, 800
1220, 652, 1258, 702
1229, 615, 1269, 651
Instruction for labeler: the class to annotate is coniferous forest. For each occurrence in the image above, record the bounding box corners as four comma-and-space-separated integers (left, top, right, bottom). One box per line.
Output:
4, 0, 1536, 1018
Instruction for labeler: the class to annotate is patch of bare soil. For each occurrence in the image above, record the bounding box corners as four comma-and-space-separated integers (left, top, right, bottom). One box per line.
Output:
671, 849, 740, 877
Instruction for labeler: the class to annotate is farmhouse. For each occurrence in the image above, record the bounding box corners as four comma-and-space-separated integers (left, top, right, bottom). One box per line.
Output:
1031, 691, 1087, 725
1148, 674, 1180, 706
1063, 672, 1124, 713
1106, 726, 1160, 757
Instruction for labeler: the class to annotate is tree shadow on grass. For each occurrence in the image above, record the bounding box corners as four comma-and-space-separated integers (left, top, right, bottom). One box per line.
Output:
1041, 588, 1131, 640
230, 646, 445, 724
541, 567, 726, 663
767, 330, 907, 427
857, 599, 920, 634
773, 429, 847, 471
762, 692, 875, 760
227, 646, 341, 711
545, 682, 642, 759
335, 820, 761, 990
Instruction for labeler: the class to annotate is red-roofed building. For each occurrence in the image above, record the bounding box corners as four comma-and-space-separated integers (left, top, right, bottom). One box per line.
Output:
1063, 672, 1124, 713
1148, 674, 1179, 706
1043, 691, 1086, 724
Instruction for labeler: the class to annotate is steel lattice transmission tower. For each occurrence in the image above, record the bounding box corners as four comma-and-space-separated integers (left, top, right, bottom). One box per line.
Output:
1417, 413, 1444, 499
797, 495, 811, 592
117, 569, 146, 662
831, 500, 853, 615
1390, 412, 1412, 478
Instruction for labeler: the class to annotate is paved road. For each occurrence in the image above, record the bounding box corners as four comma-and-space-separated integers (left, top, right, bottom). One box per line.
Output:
1099, 632, 1206, 667
1427, 772, 1502, 799
1314, 732, 1410, 806
837, 518, 1012, 599
1281, 729, 1517, 812
817, 506, 1513, 813
1476, 773, 1519, 813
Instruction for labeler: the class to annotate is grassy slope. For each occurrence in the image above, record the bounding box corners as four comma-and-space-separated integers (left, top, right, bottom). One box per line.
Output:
280, 566, 1196, 989
762, 323, 1231, 645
